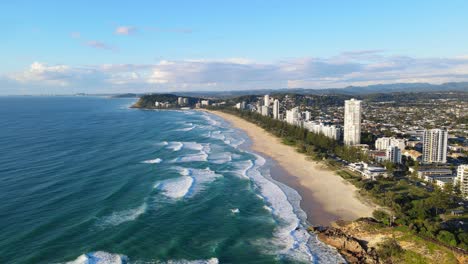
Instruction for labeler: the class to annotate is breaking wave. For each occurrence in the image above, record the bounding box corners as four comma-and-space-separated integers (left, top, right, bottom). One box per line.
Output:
142, 158, 162, 164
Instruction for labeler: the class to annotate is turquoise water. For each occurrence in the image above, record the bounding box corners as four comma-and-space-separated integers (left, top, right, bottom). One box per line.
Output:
0, 97, 342, 264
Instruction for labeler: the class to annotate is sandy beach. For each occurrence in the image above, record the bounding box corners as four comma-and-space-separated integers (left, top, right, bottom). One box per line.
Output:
207, 110, 377, 225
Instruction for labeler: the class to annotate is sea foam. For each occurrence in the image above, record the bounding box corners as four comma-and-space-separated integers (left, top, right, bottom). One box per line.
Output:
163, 258, 219, 264
97, 203, 147, 227
166, 142, 183, 151
66, 251, 128, 264
142, 158, 162, 164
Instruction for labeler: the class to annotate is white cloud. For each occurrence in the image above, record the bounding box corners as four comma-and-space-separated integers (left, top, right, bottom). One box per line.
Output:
4, 53, 468, 94
115, 26, 137, 35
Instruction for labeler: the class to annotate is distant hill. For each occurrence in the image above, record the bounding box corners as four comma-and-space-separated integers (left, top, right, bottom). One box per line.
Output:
174, 82, 468, 98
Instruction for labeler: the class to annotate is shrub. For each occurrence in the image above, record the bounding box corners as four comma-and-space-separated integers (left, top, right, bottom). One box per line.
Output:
376, 238, 404, 263
373, 210, 391, 226
436, 230, 457, 247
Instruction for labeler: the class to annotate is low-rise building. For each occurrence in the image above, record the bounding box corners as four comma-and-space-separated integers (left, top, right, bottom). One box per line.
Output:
348, 162, 387, 180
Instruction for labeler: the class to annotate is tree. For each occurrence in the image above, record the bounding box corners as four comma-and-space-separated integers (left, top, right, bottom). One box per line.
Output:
437, 230, 458, 247
384, 161, 395, 176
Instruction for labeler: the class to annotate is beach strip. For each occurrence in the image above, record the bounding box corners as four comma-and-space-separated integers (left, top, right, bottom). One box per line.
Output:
206, 110, 377, 225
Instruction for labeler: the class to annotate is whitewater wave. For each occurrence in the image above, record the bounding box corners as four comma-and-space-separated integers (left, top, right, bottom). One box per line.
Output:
160, 258, 219, 264
207, 152, 232, 164
166, 142, 183, 151
227, 160, 253, 179
142, 158, 162, 164
66, 251, 128, 264
208, 130, 245, 148
97, 203, 147, 227
155, 167, 223, 199
171, 152, 208, 163
154, 176, 194, 199
201, 113, 220, 126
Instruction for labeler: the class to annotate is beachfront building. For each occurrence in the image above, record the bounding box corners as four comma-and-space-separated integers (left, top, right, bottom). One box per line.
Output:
264, 94, 270, 106
178, 97, 184, 105
201, 100, 210, 106
348, 162, 387, 180
422, 129, 448, 163
410, 167, 453, 181
256, 101, 262, 114
286, 107, 301, 126
303, 121, 341, 140
375, 137, 406, 151
456, 165, 468, 199
344, 98, 362, 146
386, 146, 402, 164
235, 101, 246, 110
261, 105, 269, 116
273, 99, 280, 119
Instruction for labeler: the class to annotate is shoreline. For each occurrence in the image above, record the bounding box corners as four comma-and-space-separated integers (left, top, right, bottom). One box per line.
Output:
204, 109, 377, 225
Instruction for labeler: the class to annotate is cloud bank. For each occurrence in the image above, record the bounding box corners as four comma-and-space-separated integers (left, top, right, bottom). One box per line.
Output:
3, 51, 468, 94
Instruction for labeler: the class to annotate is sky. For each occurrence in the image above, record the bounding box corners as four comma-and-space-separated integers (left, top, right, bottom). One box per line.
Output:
2, 0, 468, 94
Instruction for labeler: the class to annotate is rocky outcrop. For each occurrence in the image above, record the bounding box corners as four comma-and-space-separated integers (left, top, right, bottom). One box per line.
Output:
310, 225, 379, 264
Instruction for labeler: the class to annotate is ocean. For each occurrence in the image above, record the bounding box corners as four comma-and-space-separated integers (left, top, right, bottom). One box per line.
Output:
0, 96, 343, 264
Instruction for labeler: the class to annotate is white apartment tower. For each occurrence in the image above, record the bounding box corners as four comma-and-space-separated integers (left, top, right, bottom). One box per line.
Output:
261, 105, 269, 116
456, 165, 468, 199
344, 98, 362, 146
273, 99, 280, 119
422, 129, 448, 163
264, 95, 270, 106
386, 146, 402, 164
375, 137, 406, 151
286, 107, 301, 126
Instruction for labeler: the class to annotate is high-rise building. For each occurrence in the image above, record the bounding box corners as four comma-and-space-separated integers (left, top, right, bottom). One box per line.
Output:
304, 111, 311, 121
264, 95, 270, 106
422, 129, 448, 163
256, 101, 262, 114
386, 146, 402, 164
177, 97, 184, 105
261, 105, 269, 116
273, 99, 280, 119
286, 107, 301, 126
456, 165, 468, 199
235, 102, 246, 110
344, 98, 362, 146
375, 137, 406, 151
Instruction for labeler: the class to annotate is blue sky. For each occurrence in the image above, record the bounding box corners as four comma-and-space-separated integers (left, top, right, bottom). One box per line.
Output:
2, 0, 468, 94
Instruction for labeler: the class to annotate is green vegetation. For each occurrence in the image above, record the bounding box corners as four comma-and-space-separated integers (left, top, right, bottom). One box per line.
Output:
132, 94, 201, 108
376, 238, 405, 263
